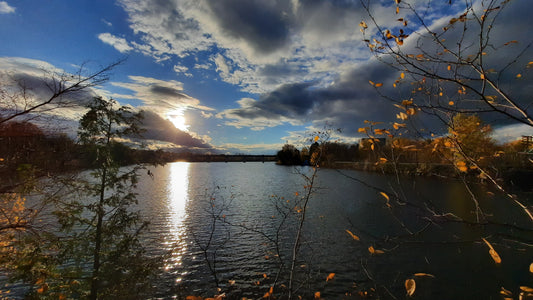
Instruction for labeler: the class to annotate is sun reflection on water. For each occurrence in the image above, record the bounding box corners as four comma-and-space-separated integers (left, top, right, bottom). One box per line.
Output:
164, 162, 190, 278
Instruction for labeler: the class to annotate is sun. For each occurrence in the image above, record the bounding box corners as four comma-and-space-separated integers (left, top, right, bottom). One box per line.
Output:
167, 111, 189, 132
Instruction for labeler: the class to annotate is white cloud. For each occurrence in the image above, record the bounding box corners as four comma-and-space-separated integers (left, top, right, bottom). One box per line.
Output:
97, 33, 133, 53
173, 64, 192, 77
492, 124, 533, 144
110, 75, 214, 117
0, 1, 15, 14
101, 18, 113, 27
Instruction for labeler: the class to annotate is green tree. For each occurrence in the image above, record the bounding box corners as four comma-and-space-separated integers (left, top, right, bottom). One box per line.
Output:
53, 96, 157, 299
277, 144, 302, 165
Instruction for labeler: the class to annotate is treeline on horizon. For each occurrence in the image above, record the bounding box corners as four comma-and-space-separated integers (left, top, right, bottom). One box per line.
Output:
276, 131, 533, 190
0, 120, 280, 189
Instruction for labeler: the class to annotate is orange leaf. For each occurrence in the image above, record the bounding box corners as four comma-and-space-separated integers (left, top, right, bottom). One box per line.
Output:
326, 273, 335, 281
489, 249, 502, 264
393, 122, 406, 130
400, 72, 405, 79
314, 135, 319, 142
314, 291, 321, 299
516, 73, 522, 78
359, 21, 368, 29
530, 262, 533, 273
482, 238, 502, 264
448, 101, 454, 106
345, 229, 360, 241
368, 246, 375, 254
447, 65, 451, 71
456, 161, 468, 172
405, 279, 416, 296
500, 287, 513, 297
369, 80, 375, 86
375, 83, 383, 87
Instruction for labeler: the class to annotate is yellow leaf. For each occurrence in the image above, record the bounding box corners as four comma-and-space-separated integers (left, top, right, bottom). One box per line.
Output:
375, 83, 383, 87
229, 280, 236, 285
314, 291, 321, 299
480, 73, 485, 79
368, 246, 375, 254
326, 273, 335, 282
406, 107, 416, 115
358, 127, 368, 133
520, 286, 533, 293
405, 279, 416, 296
449, 101, 454, 106
345, 229, 360, 241
402, 99, 413, 106
530, 262, 533, 273
314, 135, 319, 142
414, 273, 435, 278
397, 112, 408, 120
380, 192, 390, 201
379, 157, 388, 163
359, 21, 368, 29
516, 73, 522, 78
369, 80, 375, 86
396, 6, 400, 14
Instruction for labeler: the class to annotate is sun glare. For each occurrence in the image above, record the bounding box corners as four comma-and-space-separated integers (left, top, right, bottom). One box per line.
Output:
167, 111, 189, 132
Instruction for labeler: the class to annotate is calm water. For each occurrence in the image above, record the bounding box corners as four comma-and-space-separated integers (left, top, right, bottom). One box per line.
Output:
132, 162, 532, 299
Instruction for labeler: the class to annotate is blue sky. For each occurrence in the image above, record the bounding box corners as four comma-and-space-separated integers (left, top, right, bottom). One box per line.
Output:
0, 0, 531, 154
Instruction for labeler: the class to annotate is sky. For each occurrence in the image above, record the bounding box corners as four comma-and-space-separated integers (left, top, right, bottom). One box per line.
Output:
0, 0, 532, 154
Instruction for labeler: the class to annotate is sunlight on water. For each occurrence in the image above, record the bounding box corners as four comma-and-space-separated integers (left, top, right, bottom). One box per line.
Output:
164, 162, 190, 280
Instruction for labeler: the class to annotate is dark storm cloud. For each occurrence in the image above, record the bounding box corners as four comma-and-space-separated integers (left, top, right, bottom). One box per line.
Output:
222, 60, 399, 132
205, 0, 292, 54
139, 110, 213, 149
149, 85, 188, 98
221, 0, 533, 136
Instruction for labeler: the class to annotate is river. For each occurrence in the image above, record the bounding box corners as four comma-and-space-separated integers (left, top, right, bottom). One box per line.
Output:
129, 161, 532, 299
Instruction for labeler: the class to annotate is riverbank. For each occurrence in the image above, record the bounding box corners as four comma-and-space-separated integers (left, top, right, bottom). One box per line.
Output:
331, 161, 533, 192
